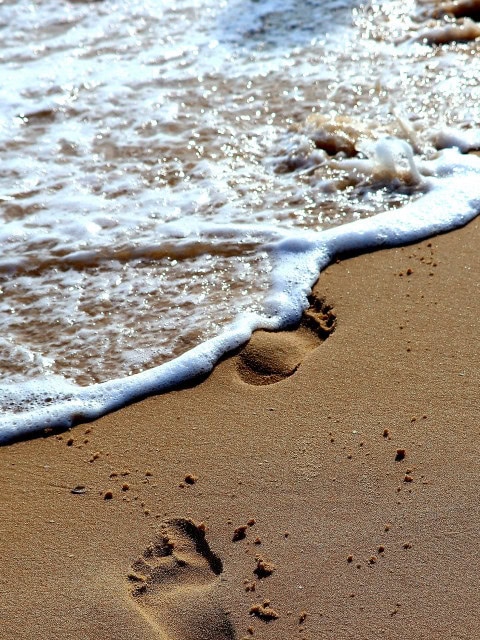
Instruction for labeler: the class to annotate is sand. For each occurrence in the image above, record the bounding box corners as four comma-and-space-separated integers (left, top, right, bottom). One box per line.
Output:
1, 217, 479, 640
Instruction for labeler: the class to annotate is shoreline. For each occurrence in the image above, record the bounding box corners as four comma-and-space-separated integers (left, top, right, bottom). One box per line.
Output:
4, 146, 480, 442
1, 218, 479, 639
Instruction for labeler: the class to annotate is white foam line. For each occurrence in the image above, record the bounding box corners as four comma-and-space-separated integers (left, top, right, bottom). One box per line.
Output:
1, 149, 479, 442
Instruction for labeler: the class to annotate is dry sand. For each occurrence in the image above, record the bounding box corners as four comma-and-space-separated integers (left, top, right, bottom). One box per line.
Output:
1, 218, 479, 640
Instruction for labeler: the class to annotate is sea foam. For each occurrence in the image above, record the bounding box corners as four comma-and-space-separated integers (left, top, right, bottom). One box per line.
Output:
2, 0, 480, 441
1, 145, 479, 442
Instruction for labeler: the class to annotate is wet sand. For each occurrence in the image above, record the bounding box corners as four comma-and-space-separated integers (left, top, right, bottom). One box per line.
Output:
1, 218, 479, 640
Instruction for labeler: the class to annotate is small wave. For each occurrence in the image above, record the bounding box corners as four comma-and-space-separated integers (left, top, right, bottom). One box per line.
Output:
2, 148, 480, 441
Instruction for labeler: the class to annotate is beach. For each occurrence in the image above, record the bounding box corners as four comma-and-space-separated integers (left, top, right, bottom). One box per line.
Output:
2, 2, 480, 636
2, 217, 478, 640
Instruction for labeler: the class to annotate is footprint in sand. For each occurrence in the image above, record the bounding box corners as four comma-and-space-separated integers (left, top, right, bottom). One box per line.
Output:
236, 295, 336, 386
128, 519, 235, 640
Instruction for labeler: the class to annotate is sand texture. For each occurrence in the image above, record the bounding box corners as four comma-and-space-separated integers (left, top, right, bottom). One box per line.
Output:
1, 218, 479, 640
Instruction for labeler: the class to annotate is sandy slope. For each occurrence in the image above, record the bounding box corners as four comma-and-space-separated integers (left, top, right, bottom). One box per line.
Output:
1, 218, 479, 640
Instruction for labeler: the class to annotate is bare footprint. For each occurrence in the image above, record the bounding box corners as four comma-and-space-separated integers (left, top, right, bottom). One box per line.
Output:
236, 295, 336, 386
128, 519, 236, 640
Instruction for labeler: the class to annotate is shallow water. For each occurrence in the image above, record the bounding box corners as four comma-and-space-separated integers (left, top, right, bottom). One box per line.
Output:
1, 0, 480, 436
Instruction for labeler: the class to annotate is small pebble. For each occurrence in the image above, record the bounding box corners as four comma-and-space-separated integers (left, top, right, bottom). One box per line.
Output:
70, 485, 87, 495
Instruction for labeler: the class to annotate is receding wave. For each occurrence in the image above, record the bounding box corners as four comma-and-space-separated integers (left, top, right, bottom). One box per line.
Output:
1, 0, 480, 440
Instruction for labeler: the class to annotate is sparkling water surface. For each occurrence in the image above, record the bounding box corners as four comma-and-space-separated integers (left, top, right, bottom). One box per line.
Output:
1, 0, 480, 434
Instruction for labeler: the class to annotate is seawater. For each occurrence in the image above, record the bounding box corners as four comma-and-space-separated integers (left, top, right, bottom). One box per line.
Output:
1, 0, 480, 440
